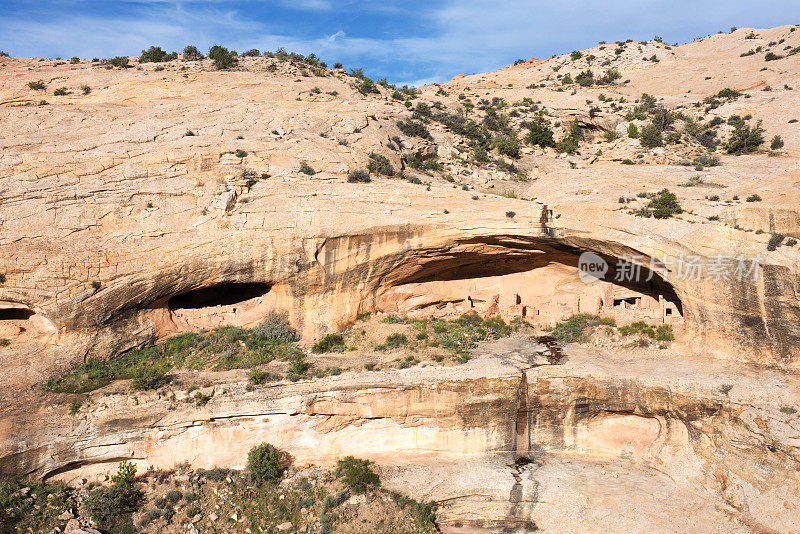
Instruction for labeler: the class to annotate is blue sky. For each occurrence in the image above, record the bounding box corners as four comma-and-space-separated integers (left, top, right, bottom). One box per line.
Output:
1, 1, 799, 86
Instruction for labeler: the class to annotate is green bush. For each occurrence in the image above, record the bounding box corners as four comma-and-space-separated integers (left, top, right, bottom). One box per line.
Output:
247, 443, 288, 485
639, 124, 663, 148
183, 45, 202, 60
85, 462, 142, 533
53, 87, 68, 96
140, 46, 171, 63
765, 52, 782, 61
570, 50, 582, 60
561, 73, 573, 85
655, 324, 674, 341
725, 121, 764, 154
550, 314, 602, 343
524, 113, 556, 148
131, 364, 168, 390
347, 169, 371, 183
746, 194, 762, 202
252, 311, 299, 343
165, 490, 182, 504
299, 161, 316, 175
639, 189, 683, 219
396, 119, 432, 140
767, 233, 785, 251
385, 333, 408, 349
627, 123, 639, 138
575, 70, 594, 86
618, 321, 657, 337
556, 120, 583, 153
312, 333, 345, 353
492, 134, 521, 158
335, 456, 380, 494
367, 153, 395, 175
248, 368, 268, 385
209, 45, 237, 70
106, 56, 129, 68
28, 80, 46, 90
357, 77, 378, 95
771, 135, 784, 150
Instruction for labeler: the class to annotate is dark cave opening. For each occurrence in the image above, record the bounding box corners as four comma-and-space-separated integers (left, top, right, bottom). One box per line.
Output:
168, 283, 272, 310
0, 308, 35, 321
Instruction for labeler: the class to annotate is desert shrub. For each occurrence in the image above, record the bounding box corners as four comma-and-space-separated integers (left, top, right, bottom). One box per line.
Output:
347, 169, 371, 183
492, 134, 521, 158
357, 77, 378, 95
639, 189, 683, 219
28, 80, 46, 90
0, 51, 8, 57
765, 52, 782, 61
241, 48, 260, 57
335, 456, 380, 494
139, 46, 172, 63
252, 311, 299, 343
561, 73, 573, 85
385, 333, 408, 349
194, 391, 211, 406
618, 321, 657, 338
312, 333, 345, 353
472, 144, 489, 162
725, 121, 765, 154
771, 135, 784, 150
53, 87, 68, 96
367, 153, 394, 175
106, 56, 129, 68
81, 84, 91, 95
694, 153, 720, 167
655, 324, 674, 341
767, 233, 785, 251
604, 130, 621, 142
716, 88, 741, 99
248, 368, 269, 385
299, 161, 316, 175
209, 45, 237, 70
640, 124, 663, 148
524, 113, 556, 147
570, 50, 582, 60
235, 149, 248, 158
397, 118, 432, 139
131, 364, 168, 390
746, 194, 762, 202
550, 314, 603, 343
627, 123, 639, 138
183, 45, 202, 60
597, 67, 622, 84
650, 107, 675, 131
165, 490, 182, 504
85, 462, 143, 533
556, 120, 583, 153
247, 443, 288, 485
575, 69, 594, 86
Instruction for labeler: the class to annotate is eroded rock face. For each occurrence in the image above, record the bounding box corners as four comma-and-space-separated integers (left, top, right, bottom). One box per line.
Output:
3, 339, 799, 532
1, 36, 800, 379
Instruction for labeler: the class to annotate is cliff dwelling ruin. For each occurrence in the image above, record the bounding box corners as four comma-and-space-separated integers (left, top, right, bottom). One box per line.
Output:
375, 241, 683, 327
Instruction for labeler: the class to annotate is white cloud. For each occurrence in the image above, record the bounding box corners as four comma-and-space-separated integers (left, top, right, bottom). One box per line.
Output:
2, 0, 799, 84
